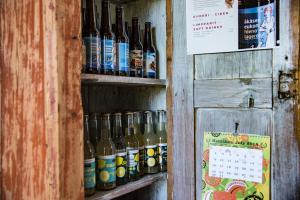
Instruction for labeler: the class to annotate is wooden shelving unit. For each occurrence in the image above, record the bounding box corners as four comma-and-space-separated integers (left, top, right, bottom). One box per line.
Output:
86, 173, 167, 200
81, 74, 166, 87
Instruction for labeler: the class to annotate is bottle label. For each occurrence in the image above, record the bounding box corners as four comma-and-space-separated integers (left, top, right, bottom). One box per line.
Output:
101, 39, 114, 71
130, 50, 143, 73
139, 146, 145, 168
97, 155, 116, 184
84, 158, 96, 189
144, 145, 158, 167
158, 143, 167, 165
84, 36, 101, 72
126, 148, 139, 176
116, 43, 129, 73
144, 52, 156, 77
116, 152, 127, 179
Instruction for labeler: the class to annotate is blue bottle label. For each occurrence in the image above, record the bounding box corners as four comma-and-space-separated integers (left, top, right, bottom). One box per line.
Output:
143, 52, 156, 78
101, 39, 114, 71
116, 43, 129, 73
97, 155, 116, 184
84, 36, 101, 72
126, 148, 139, 176
158, 143, 167, 166
84, 158, 96, 189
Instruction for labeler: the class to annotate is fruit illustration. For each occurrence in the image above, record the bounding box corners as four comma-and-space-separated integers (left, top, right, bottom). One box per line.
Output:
116, 167, 125, 178
100, 171, 110, 182
147, 149, 155, 156
205, 173, 221, 187
203, 149, 209, 161
213, 191, 236, 200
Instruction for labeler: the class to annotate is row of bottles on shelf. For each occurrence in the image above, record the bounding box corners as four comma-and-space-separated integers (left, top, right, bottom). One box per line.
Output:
84, 110, 167, 196
82, 0, 158, 79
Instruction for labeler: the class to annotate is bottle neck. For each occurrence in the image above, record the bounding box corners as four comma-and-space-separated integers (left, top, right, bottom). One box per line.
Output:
101, 115, 111, 139
84, 115, 90, 141
116, 7, 125, 37
133, 112, 142, 134
113, 115, 123, 138
125, 113, 134, 136
143, 24, 153, 47
101, 1, 112, 33
144, 112, 154, 134
131, 22, 141, 43
84, 0, 98, 33
156, 111, 166, 132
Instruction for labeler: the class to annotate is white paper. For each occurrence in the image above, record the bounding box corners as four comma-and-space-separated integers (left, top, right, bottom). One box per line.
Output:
209, 146, 263, 183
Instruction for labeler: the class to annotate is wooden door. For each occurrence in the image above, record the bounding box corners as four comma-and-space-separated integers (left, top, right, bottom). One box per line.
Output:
193, 1, 300, 200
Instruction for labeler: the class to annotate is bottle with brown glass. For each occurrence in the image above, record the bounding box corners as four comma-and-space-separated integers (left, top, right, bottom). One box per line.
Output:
112, 113, 128, 186
83, 0, 101, 74
100, 0, 115, 75
115, 6, 129, 76
96, 114, 116, 190
143, 22, 157, 79
84, 115, 96, 196
130, 18, 143, 77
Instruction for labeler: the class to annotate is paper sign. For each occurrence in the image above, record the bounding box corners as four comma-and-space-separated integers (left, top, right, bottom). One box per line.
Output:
202, 132, 271, 200
186, 0, 279, 54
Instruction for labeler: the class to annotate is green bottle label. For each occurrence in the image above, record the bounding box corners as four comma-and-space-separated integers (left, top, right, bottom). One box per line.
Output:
139, 146, 145, 168
145, 145, 158, 167
97, 155, 116, 184
127, 148, 139, 176
84, 158, 96, 189
158, 143, 167, 165
116, 152, 127, 179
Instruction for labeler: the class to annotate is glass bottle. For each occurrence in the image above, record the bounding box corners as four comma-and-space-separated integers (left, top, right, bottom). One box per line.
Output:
143, 111, 159, 174
115, 6, 129, 76
112, 113, 128, 186
89, 113, 100, 149
83, 0, 101, 74
96, 113, 116, 190
100, 0, 115, 75
130, 17, 143, 77
124, 112, 140, 181
133, 112, 144, 176
84, 115, 96, 196
143, 22, 157, 79
156, 110, 167, 172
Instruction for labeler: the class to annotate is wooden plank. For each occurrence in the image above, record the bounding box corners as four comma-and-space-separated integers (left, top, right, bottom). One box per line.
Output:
194, 78, 272, 108
0, 0, 83, 199
87, 173, 167, 200
167, 0, 195, 199
195, 50, 273, 80
195, 108, 273, 200
82, 74, 166, 86
271, 1, 300, 199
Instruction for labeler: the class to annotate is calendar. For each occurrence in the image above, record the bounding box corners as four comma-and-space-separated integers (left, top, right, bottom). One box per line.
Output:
202, 132, 271, 200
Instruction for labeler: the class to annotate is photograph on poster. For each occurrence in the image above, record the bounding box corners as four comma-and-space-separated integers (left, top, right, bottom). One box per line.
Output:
186, 0, 280, 54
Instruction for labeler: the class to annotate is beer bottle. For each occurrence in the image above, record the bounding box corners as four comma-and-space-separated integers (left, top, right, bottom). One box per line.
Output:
125, 21, 130, 40
84, 115, 96, 196
130, 18, 143, 77
89, 113, 100, 149
124, 112, 140, 181
143, 111, 159, 174
143, 22, 157, 79
133, 112, 144, 176
115, 6, 129, 76
156, 110, 167, 172
100, 0, 115, 75
83, 0, 101, 74
112, 113, 128, 186
96, 114, 116, 190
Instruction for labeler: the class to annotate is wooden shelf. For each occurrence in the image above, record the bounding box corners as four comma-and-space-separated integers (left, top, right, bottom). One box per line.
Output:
86, 173, 167, 200
81, 74, 166, 87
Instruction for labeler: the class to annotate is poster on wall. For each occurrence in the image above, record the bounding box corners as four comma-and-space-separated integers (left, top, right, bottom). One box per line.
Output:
201, 132, 271, 200
186, 0, 280, 54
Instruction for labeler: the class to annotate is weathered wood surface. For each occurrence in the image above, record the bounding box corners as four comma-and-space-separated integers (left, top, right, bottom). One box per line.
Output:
195, 109, 273, 200
87, 173, 167, 200
194, 78, 272, 108
0, 0, 83, 199
195, 50, 273, 80
167, 0, 195, 200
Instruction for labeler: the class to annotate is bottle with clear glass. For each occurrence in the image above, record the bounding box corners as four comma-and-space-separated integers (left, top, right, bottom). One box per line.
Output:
89, 113, 100, 149
96, 113, 116, 190
124, 112, 140, 181
133, 112, 144, 176
156, 110, 167, 172
84, 115, 96, 196
112, 113, 128, 186
143, 111, 159, 174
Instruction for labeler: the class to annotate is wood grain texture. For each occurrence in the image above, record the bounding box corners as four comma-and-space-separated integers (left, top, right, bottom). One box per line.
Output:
195, 109, 273, 200
195, 50, 273, 80
0, 0, 83, 199
194, 78, 272, 108
167, 0, 195, 199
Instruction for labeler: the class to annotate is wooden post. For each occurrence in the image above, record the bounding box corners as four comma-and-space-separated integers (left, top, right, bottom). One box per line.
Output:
0, 0, 83, 199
